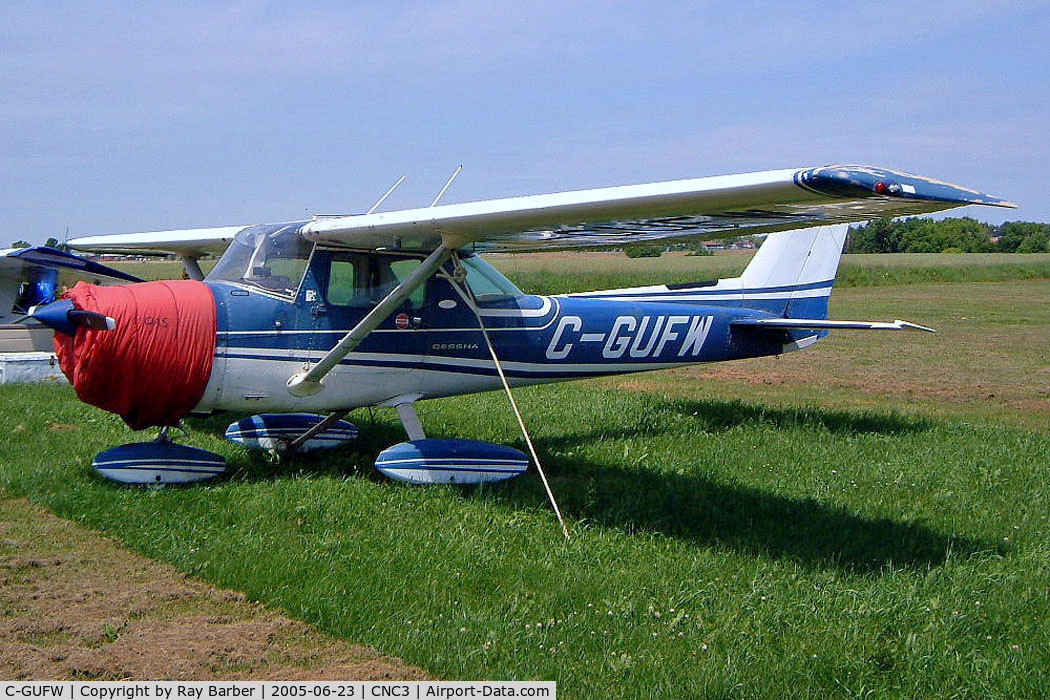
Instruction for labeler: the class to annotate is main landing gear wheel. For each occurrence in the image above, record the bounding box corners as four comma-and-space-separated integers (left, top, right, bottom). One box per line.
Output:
224, 412, 359, 454
373, 401, 529, 485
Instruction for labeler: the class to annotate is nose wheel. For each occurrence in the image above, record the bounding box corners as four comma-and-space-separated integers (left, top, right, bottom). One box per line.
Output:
91, 422, 226, 487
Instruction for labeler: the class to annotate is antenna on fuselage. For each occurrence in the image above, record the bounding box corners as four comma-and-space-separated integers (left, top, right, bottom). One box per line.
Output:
367, 175, 407, 215
430, 165, 463, 207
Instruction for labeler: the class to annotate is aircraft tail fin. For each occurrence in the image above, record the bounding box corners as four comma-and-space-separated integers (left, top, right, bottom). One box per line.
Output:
730, 224, 934, 336
736, 224, 849, 319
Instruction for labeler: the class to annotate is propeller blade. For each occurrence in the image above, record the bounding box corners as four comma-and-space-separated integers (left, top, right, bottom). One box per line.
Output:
27, 299, 116, 335
69, 309, 117, 331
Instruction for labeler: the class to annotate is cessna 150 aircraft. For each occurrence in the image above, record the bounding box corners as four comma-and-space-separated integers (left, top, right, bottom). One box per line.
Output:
23, 164, 1013, 492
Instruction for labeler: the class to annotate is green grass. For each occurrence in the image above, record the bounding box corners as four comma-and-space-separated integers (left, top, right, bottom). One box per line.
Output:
836, 253, 1050, 289
109, 259, 212, 281
6, 260, 1050, 695
610, 278, 1050, 432
2, 379, 1050, 697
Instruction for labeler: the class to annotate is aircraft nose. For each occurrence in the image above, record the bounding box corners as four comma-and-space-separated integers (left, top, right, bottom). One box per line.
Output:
52, 279, 218, 430
29, 298, 116, 335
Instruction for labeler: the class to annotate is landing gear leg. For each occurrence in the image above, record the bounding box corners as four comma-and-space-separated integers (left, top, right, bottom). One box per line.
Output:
285, 410, 352, 453
155, 422, 188, 444
395, 403, 426, 441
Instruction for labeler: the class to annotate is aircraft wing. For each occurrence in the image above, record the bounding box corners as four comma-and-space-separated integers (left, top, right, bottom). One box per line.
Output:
68, 225, 247, 257
67, 164, 1014, 255
300, 164, 1015, 251
0, 246, 144, 322
0, 246, 143, 284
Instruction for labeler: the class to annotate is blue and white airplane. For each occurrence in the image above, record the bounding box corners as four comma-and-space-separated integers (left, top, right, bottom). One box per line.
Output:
25, 164, 1012, 487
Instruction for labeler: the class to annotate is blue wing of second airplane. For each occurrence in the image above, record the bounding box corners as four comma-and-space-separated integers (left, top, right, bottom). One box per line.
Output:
2, 246, 143, 284
0, 246, 143, 323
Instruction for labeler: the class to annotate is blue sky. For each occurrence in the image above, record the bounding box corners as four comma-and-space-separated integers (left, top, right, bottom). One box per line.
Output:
2, 1, 1047, 244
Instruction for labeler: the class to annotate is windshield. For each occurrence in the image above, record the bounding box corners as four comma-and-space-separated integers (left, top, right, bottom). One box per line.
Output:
207, 223, 313, 296
460, 254, 522, 300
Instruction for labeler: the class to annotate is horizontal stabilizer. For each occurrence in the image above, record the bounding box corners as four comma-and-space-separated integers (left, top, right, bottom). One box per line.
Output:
731, 318, 936, 333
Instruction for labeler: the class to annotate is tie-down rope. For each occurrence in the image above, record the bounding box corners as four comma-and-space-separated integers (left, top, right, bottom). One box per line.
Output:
448, 263, 571, 540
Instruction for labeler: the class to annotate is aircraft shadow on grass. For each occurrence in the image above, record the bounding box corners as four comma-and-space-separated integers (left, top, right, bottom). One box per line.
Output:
658, 397, 935, 435
185, 398, 997, 574
502, 459, 998, 575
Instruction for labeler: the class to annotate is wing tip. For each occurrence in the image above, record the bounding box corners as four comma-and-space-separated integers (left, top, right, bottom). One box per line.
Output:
987, 198, 1019, 209
799, 165, 1016, 210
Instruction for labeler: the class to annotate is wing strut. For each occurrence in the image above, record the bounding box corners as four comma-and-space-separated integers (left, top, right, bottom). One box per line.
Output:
286, 244, 453, 397
181, 255, 205, 281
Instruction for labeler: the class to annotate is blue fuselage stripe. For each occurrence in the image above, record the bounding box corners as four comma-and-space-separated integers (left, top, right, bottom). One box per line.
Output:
216, 352, 656, 379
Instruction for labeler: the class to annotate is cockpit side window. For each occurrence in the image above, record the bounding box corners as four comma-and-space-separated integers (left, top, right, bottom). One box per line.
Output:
322, 252, 427, 309
325, 255, 369, 307
459, 254, 522, 301
385, 258, 424, 307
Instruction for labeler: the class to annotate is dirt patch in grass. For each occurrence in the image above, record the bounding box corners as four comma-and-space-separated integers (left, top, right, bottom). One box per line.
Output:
692, 363, 1012, 401
0, 495, 426, 681
613, 356, 1050, 429
607, 279, 1050, 430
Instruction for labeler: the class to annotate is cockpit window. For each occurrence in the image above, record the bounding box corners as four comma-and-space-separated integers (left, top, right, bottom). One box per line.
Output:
206, 223, 313, 296
323, 252, 427, 309
460, 254, 522, 301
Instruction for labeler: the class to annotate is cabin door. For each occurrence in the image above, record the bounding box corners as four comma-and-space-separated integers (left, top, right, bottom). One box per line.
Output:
301, 250, 430, 401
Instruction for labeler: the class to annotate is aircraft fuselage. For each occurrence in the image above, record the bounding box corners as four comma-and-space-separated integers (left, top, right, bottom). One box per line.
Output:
197, 249, 814, 413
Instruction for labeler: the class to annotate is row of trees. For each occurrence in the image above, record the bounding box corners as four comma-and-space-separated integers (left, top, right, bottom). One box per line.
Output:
7, 237, 60, 249
848, 218, 1050, 254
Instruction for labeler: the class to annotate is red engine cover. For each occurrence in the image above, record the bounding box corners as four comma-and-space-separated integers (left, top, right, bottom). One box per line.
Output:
54, 280, 217, 430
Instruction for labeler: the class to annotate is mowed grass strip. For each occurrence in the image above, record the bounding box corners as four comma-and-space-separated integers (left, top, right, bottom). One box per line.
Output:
608, 278, 1050, 431
489, 251, 1050, 295
2, 380, 1050, 697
